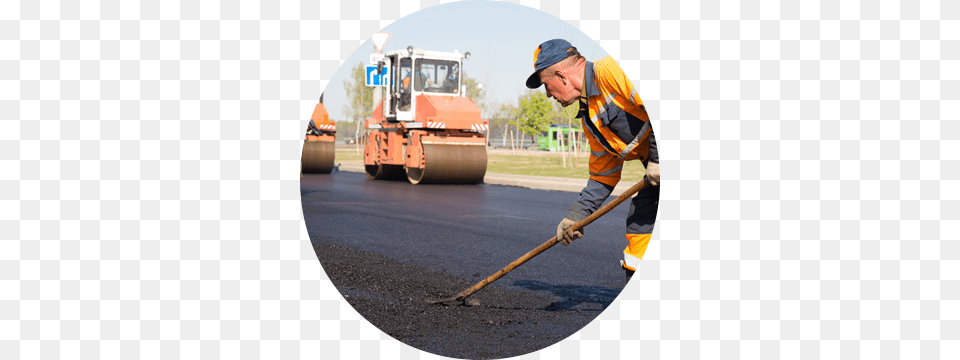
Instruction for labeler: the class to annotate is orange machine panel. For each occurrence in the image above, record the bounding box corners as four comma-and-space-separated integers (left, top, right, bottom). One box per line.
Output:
312, 103, 329, 123
415, 95, 487, 130
307, 103, 335, 142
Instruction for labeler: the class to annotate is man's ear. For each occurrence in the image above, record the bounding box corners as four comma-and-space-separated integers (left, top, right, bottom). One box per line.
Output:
556, 69, 567, 85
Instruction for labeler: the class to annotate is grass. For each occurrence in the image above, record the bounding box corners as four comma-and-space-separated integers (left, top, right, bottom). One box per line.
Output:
335, 148, 364, 162
487, 152, 646, 183
335, 148, 646, 182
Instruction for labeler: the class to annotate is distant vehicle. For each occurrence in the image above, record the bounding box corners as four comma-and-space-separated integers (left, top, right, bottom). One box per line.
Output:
536, 124, 586, 152
301, 94, 336, 174
363, 47, 487, 184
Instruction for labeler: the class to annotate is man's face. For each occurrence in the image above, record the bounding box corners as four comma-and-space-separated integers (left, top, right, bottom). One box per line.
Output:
540, 69, 578, 107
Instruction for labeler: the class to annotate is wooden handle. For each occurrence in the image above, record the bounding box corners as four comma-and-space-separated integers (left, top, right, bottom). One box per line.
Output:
452, 179, 649, 301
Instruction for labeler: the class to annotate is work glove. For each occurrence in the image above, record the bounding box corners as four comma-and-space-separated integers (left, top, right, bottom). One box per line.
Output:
645, 162, 660, 186
556, 218, 584, 246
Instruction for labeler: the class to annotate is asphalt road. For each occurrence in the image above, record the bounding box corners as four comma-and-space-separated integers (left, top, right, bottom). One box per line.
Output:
302, 171, 634, 358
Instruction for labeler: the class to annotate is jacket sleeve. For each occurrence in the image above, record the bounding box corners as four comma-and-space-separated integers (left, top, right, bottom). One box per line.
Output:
567, 129, 621, 222
565, 179, 616, 222
647, 131, 659, 164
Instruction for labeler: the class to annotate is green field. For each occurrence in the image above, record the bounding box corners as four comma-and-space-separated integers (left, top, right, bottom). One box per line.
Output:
487, 152, 646, 183
335, 149, 646, 182
335, 148, 364, 162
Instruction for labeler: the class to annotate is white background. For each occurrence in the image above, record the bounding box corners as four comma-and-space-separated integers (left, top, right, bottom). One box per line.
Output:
5, 0, 958, 359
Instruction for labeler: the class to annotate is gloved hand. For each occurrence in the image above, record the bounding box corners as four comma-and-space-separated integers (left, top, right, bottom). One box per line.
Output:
645, 162, 660, 186
556, 218, 584, 246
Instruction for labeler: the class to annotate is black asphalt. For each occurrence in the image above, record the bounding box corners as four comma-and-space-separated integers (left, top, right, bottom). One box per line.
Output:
301, 171, 633, 358
302, 171, 632, 290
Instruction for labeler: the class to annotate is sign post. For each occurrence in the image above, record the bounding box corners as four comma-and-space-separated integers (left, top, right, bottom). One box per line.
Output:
370, 31, 390, 127
367, 32, 390, 155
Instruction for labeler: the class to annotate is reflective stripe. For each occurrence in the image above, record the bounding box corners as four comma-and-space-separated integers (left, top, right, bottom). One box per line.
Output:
589, 164, 622, 177
582, 113, 616, 155
618, 120, 651, 158
589, 93, 617, 125
590, 150, 608, 158
630, 87, 639, 106
622, 255, 641, 271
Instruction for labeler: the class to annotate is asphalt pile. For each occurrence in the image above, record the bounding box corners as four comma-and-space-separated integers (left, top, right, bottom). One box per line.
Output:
313, 237, 610, 359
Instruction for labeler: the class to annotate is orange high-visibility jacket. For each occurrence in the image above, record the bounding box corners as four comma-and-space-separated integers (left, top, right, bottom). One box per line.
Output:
566, 56, 659, 222
580, 56, 658, 186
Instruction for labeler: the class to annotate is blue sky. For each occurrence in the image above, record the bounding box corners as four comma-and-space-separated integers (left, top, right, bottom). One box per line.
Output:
322, 0, 610, 120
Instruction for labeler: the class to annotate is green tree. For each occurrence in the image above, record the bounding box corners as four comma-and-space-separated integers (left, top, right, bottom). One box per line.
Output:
342, 62, 374, 151
552, 101, 582, 166
335, 119, 351, 133
342, 62, 374, 121
488, 102, 517, 148
461, 70, 486, 116
516, 91, 553, 151
554, 101, 579, 126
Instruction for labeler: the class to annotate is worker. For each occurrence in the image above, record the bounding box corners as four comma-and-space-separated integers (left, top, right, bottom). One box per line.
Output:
442, 64, 459, 92
525, 39, 660, 284
399, 66, 430, 110
397, 59, 413, 110
402, 69, 431, 92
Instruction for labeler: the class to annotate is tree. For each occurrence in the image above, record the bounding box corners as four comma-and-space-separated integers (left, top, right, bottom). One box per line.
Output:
553, 102, 581, 167
342, 62, 374, 153
488, 103, 516, 148
459, 70, 490, 140
461, 70, 486, 113
516, 91, 553, 151
335, 118, 350, 133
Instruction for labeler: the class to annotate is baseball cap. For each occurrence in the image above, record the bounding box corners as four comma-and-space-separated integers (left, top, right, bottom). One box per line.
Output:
525, 39, 580, 89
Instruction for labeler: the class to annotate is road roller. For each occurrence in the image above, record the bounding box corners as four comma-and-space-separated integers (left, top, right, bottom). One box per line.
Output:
363, 48, 488, 184
301, 94, 336, 174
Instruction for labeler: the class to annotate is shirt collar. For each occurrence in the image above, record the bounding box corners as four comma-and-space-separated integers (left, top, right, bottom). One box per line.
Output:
577, 61, 597, 118
583, 60, 600, 98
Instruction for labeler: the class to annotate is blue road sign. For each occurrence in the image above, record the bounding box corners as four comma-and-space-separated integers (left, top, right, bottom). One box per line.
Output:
365, 66, 389, 87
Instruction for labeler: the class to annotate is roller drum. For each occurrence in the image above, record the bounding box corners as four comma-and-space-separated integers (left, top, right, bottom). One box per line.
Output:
365, 164, 406, 181
406, 143, 487, 184
301, 140, 335, 174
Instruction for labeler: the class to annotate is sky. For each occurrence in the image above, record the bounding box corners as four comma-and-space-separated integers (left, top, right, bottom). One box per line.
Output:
321, 0, 610, 121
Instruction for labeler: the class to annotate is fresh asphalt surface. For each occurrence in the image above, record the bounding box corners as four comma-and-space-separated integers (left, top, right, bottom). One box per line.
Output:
301, 170, 634, 358
301, 171, 632, 292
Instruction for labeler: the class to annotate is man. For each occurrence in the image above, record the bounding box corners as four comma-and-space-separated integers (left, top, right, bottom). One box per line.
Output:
525, 39, 660, 283
441, 63, 459, 92
402, 65, 431, 92
399, 65, 430, 110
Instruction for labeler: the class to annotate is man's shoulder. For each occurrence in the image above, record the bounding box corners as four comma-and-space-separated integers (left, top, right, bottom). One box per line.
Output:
585, 56, 630, 99
594, 56, 615, 65
593, 56, 624, 77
